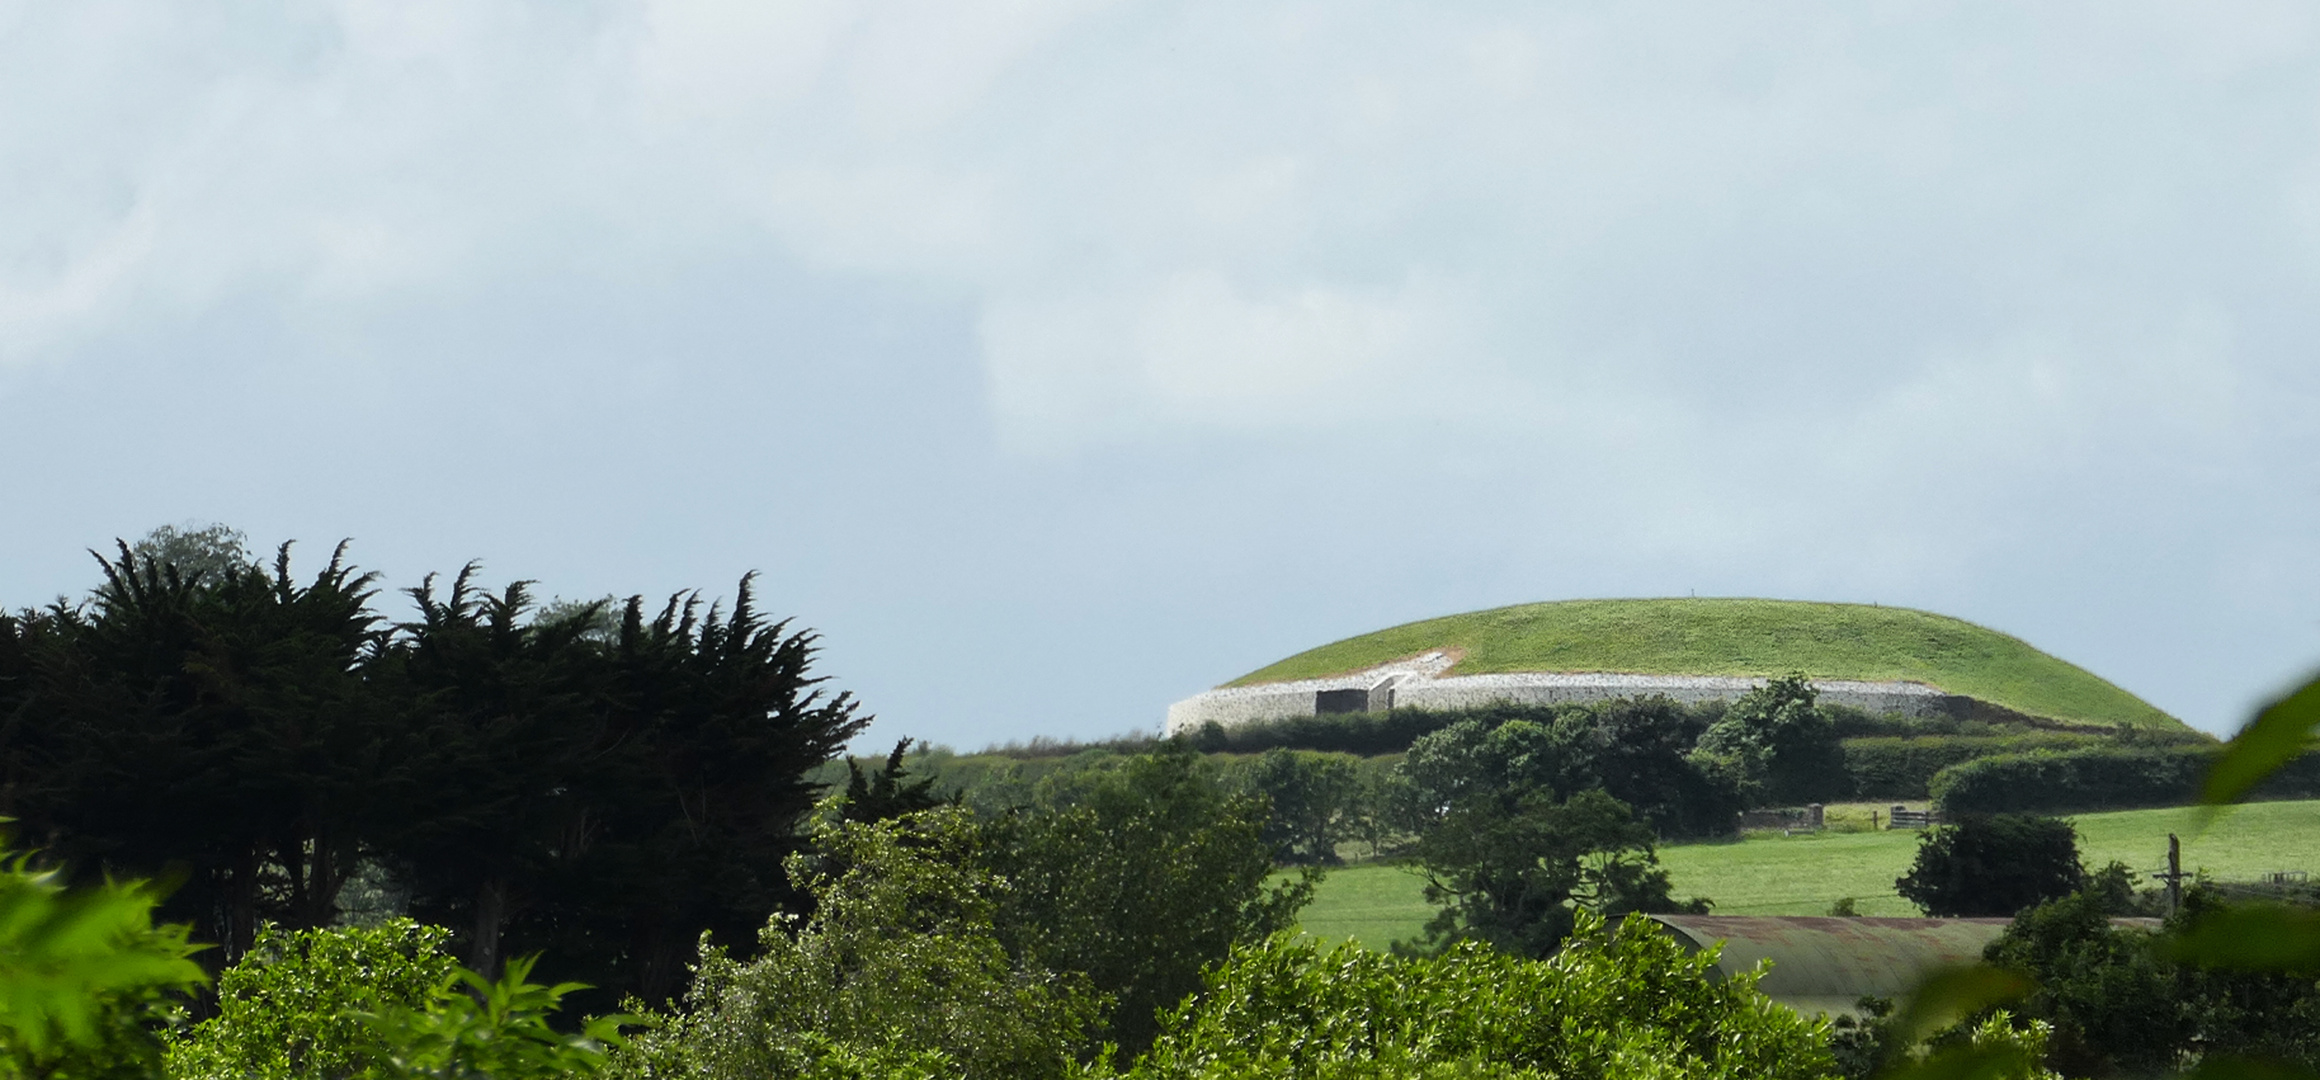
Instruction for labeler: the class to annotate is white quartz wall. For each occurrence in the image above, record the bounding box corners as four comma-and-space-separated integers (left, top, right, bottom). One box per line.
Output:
1164, 670, 1955, 735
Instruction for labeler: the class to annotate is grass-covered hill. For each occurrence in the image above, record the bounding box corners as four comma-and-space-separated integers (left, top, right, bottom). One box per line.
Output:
1229, 598, 2184, 733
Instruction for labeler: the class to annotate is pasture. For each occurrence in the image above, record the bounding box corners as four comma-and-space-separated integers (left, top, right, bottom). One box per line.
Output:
1292, 798, 2320, 949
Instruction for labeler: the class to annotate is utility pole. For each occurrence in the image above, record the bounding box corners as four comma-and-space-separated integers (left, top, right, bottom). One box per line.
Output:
2161, 833, 2185, 915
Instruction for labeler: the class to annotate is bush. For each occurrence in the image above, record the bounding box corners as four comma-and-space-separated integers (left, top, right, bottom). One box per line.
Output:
169, 920, 455, 1080
624, 803, 1100, 1080
1122, 913, 1835, 1080
0, 855, 207, 1080
1186, 709, 1478, 757
979, 744, 1309, 1054
1896, 815, 2084, 918
1394, 704, 1737, 842
1844, 734, 2104, 800
1984, 886, 2320, 1076
1929, 746, 2320, 814
1695, 675, 1846, 807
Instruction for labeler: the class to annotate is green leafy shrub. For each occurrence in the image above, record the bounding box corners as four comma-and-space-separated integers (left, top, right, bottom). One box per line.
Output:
1410, 788, 1700, 957
1930, 746, 2320, 814
361, 957, 630, 1080
1843, 734, 2103, 800
621, 803, 1100, 1080
167, 919, 455, 1080
1984, 884, 2320, 1077
1122, 912, 1836, 1080
980, 744, 1308, 1054
1696, 674, 1847, 807
1227, 749, 1362, 864
0, 855, 206, 1080
1896, 815, 2084, 918
1185, 708, 1480, 757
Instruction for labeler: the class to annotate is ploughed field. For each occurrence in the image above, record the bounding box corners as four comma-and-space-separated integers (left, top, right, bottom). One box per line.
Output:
1230, 598, 2182, 732
1290, 799, 2320, 949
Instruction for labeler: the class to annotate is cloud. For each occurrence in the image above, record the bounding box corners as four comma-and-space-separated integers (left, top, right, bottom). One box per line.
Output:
5, 0, 2320, 734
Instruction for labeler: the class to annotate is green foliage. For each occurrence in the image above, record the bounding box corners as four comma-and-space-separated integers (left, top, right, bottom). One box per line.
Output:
1844, 734, 2107, 800
1410, 788, 1699, 957
623, 803, 1098, 1080
1896, 815, 2084, 918
1931, 746, 2320, 816
1984, 885, 2320, 1077
1879, 1012, 2062, 1080
0, 854, 206, 1080
1234, 749, 1361, 864
1124, 912, 1836, 1080
123, 524, 258, 587
167, 919, 455, 1080
1, 540, 867, 1006
838, 741, 945, 825
1185, 709, 1470, 757
1395, 706, 1736, 842
1227, 598, 2182, 732
1387, 710, 1711, 955
980, 744, 1310, 1054
1853, 666, 2320, 1080
386, 569, 867, 1000
1697, 674, 1847, 807
2206, 675, 2320, 805
361, 956, 630, 1080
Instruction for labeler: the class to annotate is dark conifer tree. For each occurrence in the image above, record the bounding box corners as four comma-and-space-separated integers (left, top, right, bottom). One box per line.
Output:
2, 541, 389, 962
0, 535, 867, 1007
841, 739, 943, 824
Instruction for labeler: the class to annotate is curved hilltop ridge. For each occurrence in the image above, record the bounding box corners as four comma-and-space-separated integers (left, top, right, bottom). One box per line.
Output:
1223, 598, 2184, 732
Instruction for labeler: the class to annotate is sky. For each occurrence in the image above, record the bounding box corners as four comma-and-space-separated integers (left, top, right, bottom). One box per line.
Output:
4, 1, 2318, 747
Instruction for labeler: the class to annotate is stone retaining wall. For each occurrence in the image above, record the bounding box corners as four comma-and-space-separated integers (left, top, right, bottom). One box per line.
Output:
1164, 657, 1961, 735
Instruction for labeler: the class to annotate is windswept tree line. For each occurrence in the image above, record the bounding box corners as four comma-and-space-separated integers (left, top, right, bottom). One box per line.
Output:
0, 532, 864, 1004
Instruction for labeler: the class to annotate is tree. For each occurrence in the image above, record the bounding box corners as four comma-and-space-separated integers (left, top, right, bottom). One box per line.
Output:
5, 541, 395, 962
124, 523, 259, 588
1393, 717, 1590, 835
1393, 705, 1737, 843
1410, 787, 1701, 958
978, 744, 1310, 1054
1896, 814, 2084, 917
1983, 883, 2320, 1077
626, 804, 1097, 1080
1574, 696, 1742, 837
2, 536, 869, 1007
838, 740, 944, 825
1694, 674, 1846, 807
1239, 749, 1360, 864
384, 570, 868, 1002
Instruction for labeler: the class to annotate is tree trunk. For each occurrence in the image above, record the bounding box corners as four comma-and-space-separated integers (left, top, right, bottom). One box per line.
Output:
228, 848, 260, 963
471, 876, 510, 979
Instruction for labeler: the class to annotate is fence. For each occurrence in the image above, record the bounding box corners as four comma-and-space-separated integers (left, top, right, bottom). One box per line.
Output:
1886, 806, 1942, 829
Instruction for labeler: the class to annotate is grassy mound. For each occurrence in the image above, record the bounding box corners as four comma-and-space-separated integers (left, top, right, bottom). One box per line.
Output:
1229, 598, 2179, 732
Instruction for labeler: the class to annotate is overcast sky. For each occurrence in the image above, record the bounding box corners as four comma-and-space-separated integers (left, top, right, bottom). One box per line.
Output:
4, 2, 2318, 746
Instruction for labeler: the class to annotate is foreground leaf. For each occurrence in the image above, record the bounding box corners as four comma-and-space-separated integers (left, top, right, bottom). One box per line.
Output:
2205, 673, 2320, 805
2170, 906, 2320, 974
1884, 967, 2033, 1048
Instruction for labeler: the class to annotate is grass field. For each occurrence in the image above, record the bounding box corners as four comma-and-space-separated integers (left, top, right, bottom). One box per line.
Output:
1229, 598, 2181, 731
1292, 799, 2320, 949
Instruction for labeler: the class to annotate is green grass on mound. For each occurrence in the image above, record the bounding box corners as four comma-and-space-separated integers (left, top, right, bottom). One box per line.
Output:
1291, 800, 2320, 949
1230, 598, 2179, 731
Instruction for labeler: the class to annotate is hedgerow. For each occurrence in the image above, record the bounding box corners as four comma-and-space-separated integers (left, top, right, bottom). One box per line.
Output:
1931, 746, 2320, 814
